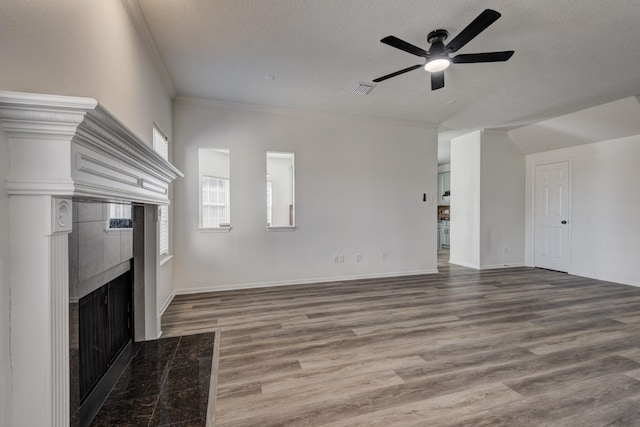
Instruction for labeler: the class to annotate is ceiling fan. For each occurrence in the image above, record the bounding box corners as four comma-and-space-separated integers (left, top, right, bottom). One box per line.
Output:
373, 9, 514, 90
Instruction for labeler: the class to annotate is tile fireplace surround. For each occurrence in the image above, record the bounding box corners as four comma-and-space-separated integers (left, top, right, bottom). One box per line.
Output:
0, 91, 183, 426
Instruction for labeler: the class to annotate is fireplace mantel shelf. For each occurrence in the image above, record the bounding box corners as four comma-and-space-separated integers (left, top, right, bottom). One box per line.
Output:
0, 90, 184, 204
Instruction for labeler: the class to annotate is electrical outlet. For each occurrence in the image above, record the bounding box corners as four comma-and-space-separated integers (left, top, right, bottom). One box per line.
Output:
503, 246, 509, 254
355, 253, 362, 262
333, 255, 340, 263
339, 254, 345, 263
381, 252, 387, 261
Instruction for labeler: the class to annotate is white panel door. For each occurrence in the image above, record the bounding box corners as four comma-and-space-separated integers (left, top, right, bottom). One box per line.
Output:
534, 162, 571, 272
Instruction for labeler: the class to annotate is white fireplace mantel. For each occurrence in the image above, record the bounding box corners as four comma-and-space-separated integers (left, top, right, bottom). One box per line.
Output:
0, 91, 184, 427
0, 90, 183, 202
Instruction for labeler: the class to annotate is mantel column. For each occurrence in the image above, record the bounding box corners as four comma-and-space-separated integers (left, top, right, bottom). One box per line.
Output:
10, 196, 72, 427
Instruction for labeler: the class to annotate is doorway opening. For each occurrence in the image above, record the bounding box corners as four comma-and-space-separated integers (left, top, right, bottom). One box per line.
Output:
437, 138, 451, 271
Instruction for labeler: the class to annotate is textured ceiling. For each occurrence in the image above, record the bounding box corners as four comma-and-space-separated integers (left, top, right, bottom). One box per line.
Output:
509, 96, 640, 154
137, 0, 640, 145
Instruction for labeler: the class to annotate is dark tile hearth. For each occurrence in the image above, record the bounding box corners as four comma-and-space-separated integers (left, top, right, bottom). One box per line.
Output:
91, 332, 216, 427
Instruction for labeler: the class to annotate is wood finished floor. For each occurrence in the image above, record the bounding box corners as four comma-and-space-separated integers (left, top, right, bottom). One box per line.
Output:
162, 251, 640, 426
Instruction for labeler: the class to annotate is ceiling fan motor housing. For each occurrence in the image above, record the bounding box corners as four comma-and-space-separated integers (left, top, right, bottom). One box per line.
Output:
427, 30, 448, 56
427, 29, 449, 44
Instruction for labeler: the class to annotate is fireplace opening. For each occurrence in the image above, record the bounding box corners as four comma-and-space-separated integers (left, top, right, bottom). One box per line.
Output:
69, 200, 144, 426
79, 268, 133, 402
77, 268, 134, 425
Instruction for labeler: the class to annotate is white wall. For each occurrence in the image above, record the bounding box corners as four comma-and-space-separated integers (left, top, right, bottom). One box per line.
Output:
0, 127, 11, 427
525, 136, 640, 286
0, 0, 176, 309
172, 100, 438, 291
450, 131, 482, 268
450, 130, 525, 269
0, 0, 176, 328
0, 1, 175, 422
479, 131, 526, 268
0, 0, 172, 141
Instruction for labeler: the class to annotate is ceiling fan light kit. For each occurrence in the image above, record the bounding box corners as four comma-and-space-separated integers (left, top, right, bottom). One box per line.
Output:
373, 9, 514, 90
424, 58, 450, 73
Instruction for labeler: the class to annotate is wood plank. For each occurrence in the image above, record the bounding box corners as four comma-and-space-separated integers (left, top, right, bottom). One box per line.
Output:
160, 253, 640, 426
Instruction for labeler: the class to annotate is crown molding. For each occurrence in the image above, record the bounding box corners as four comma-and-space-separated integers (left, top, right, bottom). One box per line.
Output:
174, 96, 437, 130
121, 0, 176, 98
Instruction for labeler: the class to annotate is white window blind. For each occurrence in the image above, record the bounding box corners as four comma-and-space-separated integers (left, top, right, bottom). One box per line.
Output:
153, 126, 168, 161
158, 205, 169, 256
109, 203, 131, 220
108, 203, 132, 229
153, 125, 170, 255
266, 180, 273, 226
202, 176, 230, 228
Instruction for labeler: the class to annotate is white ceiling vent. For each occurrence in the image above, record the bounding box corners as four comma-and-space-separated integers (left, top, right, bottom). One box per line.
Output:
351, 82, 376, 95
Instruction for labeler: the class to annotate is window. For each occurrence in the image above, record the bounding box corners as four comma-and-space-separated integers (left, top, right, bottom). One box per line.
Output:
108, 203, 132, 229
158, 205, 169, 256
266, 152, 295, 228
202, 176, 230, 227
198, 148, 231, 229
266, 180, 273, 226
153, 125, 170, 255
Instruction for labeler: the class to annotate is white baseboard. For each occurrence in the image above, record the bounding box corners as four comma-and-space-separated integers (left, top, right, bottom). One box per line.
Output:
448, 259, 480, 269
569, 270, 640, 288
478, 263, 525, 270
158, 291, 176, 317
174, 269, 439, 295
448, 260, 524, 270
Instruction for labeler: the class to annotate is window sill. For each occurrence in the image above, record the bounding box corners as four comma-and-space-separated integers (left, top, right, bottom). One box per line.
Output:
199, 226, 232, 233
159, 254, 173, 266
104, 227, 133, 235
267, 226, 296, 232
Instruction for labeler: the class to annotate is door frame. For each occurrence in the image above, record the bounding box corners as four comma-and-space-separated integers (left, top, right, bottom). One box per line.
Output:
531, 159, 573, 272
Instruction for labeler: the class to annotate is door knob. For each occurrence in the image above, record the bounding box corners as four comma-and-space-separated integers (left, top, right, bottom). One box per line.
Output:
561, 220, 567, 224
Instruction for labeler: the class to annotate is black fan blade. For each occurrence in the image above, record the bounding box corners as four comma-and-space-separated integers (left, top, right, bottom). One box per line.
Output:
444, 9, 501, 54
452, 51, 514, 63
373, 64, 423, 83
431, 71, 445, 90
381, 36, 428, 57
